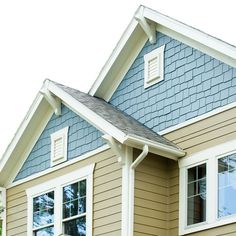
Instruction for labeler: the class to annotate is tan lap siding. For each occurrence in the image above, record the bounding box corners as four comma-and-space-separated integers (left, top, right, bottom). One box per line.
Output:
164, 107, 236, 235
168, 161, 179, 236
6, 148, 122, 236
164, 107, 236, 156
188, 223, 236, 236
134, 150, 176, 236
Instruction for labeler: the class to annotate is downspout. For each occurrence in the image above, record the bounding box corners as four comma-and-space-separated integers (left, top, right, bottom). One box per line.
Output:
128, 145, 149, 236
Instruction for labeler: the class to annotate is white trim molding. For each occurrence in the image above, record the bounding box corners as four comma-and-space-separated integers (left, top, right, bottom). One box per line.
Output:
159, 101, 236, 136
0, 187, 6, 236
26, 164, 95, 236
179, 139, 236, 235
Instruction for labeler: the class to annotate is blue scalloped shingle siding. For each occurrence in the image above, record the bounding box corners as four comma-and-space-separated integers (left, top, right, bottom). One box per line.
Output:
14, 104, 105, 181
110, 32, 236, 132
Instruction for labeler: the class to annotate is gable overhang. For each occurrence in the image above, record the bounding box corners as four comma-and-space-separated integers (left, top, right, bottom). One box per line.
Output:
89, 5, 236, 101
0, 92, 53, 186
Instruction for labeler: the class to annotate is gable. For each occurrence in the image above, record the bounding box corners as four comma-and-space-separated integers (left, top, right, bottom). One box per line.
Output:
14, 104, 105, 181
109, 31, 236, 133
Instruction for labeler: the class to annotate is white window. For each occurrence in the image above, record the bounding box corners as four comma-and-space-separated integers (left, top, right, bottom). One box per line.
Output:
27, 164, 94, 236
144, 45, 165, 88
50, 127, 69, 166
0, 188, 6, 236
179, 139, 236, 235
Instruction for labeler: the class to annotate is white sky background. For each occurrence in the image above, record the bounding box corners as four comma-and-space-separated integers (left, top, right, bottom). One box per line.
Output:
0, 0, 236, 159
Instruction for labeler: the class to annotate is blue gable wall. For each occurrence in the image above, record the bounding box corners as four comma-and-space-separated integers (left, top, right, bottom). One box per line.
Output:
110, 32, 236, 132
15, 104, 105, 181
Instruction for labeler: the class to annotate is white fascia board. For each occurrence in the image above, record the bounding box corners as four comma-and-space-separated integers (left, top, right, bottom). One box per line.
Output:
0, 92, 44, 175
123, 134, 185, 160
89, 18, 139, 97
47, 81, 127, 143
143, 7, 236, 67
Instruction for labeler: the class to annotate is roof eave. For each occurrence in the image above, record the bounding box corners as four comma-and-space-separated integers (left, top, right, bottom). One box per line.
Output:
123, 134, 186, 161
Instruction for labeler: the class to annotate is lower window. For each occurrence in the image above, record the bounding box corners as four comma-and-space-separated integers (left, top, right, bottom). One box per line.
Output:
179, 140, 236, 235
27, 164, 94, 236
218, 153, 236, 218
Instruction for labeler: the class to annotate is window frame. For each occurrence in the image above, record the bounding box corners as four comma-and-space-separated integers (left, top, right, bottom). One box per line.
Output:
179, 139, 236, 235
144, 45, 165, 89
26, 164, 94, 236
0, 187, 6, 236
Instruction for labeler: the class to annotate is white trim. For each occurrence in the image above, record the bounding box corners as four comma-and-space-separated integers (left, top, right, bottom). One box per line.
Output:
0, 187, 6, 236
7, 144, 109, 189
159, 101, 236, 136
0, 92, 45, 184
26, 164, 95, 236
135, 6, 156, 44
143, 7, 236, 67
5, 108, 53, 187
89, 18, 139, 97
47, 80, 127, 143
50, 126, 69, 166
144, 45, 165, 88
179, 139, 236, 235
121, 146, 133, 236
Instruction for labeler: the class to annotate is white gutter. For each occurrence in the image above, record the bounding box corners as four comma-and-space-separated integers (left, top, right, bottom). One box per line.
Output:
128, 144, 149, 236
123, 134, 185, 160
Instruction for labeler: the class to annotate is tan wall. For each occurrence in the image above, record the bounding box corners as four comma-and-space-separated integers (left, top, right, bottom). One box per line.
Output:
6, 148, 122, 236
133, 149, 178, 236
164, 107, 236, 236
164, 107, 236, 156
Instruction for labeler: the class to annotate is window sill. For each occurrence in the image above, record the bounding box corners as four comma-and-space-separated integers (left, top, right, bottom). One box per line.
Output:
180, 215, 236, 235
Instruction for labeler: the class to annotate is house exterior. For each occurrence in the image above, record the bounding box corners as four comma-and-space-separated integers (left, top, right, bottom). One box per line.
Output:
1, 5, 236, 236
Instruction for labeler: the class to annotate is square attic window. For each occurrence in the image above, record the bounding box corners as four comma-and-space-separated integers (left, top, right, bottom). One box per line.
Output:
144, 45, 165, 88
50, 126, 69, 166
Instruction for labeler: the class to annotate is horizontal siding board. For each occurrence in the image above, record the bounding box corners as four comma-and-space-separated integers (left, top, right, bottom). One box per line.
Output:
94, 204, 121, 219
135, 206, 167, 220
94, 196, 121, 211
94, 178, 122, 195
134, 223, 168, 236
93, 221, 121, 235
94, 187, 121, 203
135, 171, 168, 187
135, 179, 168, 196
135, 188, 167, 204
93, 213, 121, 228
94, 170, 121, 187
135, 214, 167, 229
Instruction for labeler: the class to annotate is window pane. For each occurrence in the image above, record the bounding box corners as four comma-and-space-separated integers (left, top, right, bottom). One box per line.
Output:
35, 226, 54, 236
187, 164, 206, 225
33, 191, 54, 228
63, 180, 86, 219
218, 154, 236, 217
64, 216, 86, 236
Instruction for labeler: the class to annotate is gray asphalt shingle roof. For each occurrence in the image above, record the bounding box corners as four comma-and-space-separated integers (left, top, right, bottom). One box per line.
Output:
53, 81, 181, 150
